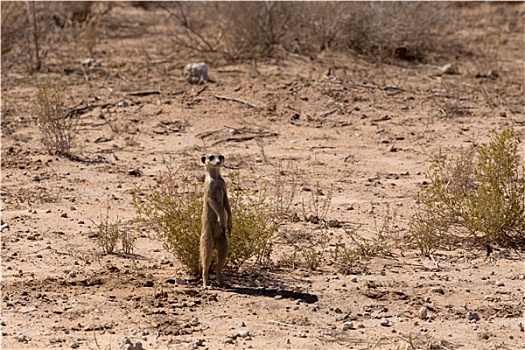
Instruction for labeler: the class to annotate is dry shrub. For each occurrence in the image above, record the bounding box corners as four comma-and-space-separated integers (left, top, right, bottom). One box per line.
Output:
338, 2, 456, 62
1, 1, 100, 73
131, 168, 275, 275
164, 1, 457, 63
33, 79, 79, 156
409, 126, 525, 255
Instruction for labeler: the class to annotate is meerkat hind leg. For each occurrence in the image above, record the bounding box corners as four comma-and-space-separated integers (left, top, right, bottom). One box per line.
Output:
215, 234, 229, 286
200, 236, 214, 287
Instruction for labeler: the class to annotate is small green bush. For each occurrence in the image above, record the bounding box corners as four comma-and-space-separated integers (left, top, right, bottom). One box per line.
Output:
409, 126, 525, 254
131, 169, 275, 275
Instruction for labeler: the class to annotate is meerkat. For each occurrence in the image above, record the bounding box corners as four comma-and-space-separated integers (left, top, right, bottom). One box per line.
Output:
200, 153, 232, 287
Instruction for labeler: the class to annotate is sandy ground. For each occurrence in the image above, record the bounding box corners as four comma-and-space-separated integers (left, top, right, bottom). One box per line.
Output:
1, 3, 524, 350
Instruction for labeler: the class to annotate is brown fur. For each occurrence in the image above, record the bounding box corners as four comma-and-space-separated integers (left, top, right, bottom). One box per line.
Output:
200, 153, 232, 287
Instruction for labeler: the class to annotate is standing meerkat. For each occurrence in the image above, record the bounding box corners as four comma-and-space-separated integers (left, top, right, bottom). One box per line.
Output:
200, 153, 232, 287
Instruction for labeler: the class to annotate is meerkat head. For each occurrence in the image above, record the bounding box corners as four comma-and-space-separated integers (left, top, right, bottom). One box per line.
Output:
201, 154, 225, 169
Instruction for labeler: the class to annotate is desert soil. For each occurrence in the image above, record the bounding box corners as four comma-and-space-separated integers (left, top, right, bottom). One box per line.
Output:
1, 3, 524, 350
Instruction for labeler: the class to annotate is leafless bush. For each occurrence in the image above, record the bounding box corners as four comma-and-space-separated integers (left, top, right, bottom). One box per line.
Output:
1, 1, 98, 74
163, 1, 458, 64
33, 79, 79, 155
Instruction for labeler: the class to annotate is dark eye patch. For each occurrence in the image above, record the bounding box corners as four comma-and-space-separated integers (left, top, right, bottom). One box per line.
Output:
209, 155, 215, 161
218, 155, 224, 162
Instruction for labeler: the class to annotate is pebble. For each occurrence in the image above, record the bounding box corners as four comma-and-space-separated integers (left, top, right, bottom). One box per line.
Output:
342, 321, 354, 331
495, 281, 504, 287
68, 271, 76, 278
17, 333, 27, 342
73, 260, 79, 265
297, 331, 307, 338
188, 338, 204, 350
284, 338, 291, 344
0, 319, 6, 326
224, 337, 235, 344
467, 311, 480, 323
518, 322, 524, 332
336, 314, 349, 321
441, 63, 459, 74
71, 342, 80, 349
380, 318, 389, 326
418, 307, 428, 320
237, 330, 250, 338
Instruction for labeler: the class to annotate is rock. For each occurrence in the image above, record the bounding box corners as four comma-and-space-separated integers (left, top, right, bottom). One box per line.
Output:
17, 333, 27, 342
82, 58, 101, 69
495, 281, 504, 287
518, 322, 524, 332
418, 307, 428, 320
441, 63, 459, 75
342, 321, 354, 331
336, 314, 349, 322
334, 307, 343, 314
237, 330, 250, 338
188, 338, 204, 350
1, 222, 9, 231
224, 337, 235, 344
284, 338, 291, 344
68, 271, 76, 278
183, 62, 212, 84
297, 331, 307, 338
71, 342, 80, 349
467, 311, 480, 323
380, 318, 389, 326
327, 219, 341, 228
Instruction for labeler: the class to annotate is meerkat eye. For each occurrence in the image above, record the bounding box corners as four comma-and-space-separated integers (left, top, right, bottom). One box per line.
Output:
209, 155, 215, 161
218, 155, 224, 162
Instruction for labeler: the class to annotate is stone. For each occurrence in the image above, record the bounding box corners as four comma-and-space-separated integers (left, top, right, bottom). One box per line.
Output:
467, 311, 480, 323
342, 321, 354, 331
418, 307, 428, 320
183, 62, 212, 84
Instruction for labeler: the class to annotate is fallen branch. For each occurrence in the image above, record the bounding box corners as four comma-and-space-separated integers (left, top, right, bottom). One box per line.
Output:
268, 320, 295, 328
212, 136, 255, 146
125, 90, 161, 97
215, 95, 260, 111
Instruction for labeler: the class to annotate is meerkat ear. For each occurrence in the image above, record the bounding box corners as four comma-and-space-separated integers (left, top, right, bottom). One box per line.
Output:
201, 156, 206, 164
219, 155, 224, 162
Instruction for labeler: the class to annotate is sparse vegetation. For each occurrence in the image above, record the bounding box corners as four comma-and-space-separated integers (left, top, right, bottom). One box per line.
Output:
33, 79, 78, 156
93, 199, 135, 255
161, 1, 458, 63
131, 168, 276, 275
409, 126, 525, 255
94, 210, 121, 255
